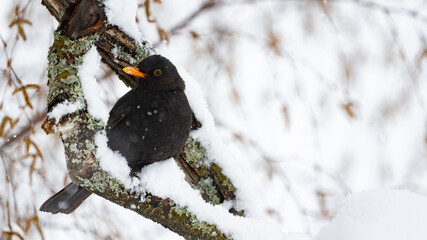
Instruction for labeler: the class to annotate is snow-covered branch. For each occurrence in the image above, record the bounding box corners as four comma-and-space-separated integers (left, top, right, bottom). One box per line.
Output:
40, 0, 246, 239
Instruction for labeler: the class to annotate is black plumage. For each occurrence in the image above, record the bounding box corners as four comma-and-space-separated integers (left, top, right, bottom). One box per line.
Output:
40, 55, 192, 214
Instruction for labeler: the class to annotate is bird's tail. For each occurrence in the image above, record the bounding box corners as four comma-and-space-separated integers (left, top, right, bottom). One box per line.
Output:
39, 183, 92, 214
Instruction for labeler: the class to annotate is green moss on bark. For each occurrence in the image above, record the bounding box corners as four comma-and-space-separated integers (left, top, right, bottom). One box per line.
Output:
47, 30, 99, 106
180, 134, 238, 208
195, 177, 221, 205
80, 171, 127, 196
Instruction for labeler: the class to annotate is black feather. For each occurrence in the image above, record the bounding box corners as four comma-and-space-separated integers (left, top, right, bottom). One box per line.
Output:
39, 183, 91, 214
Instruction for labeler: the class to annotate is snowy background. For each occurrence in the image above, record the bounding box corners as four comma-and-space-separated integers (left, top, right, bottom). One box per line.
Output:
1, 0, 427, 239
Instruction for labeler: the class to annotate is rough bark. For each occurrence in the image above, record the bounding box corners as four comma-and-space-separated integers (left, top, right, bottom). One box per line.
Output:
40, 0, 242, 239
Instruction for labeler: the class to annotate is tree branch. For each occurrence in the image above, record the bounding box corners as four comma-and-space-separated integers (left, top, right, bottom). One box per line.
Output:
40, 0, 242, 238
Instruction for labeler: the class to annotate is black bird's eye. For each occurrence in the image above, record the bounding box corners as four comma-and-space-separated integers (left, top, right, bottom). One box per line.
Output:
153, 69, 162, 77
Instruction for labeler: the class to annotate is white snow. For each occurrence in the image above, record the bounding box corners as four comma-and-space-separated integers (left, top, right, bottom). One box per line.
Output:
78, 46, 109, 123
47, 100, 84, 123
177, 67, 269, 218
104, 0, 142, 41
136, 158, 288, 240
316, 189, 427, 240
95, 132, 132, 187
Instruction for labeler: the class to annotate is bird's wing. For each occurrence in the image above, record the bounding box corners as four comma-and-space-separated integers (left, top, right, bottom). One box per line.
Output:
106, 91, 133, 133
106, 106, 131, 133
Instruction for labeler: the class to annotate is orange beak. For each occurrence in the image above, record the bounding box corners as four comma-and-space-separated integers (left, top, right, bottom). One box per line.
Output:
123, 67, 147, 78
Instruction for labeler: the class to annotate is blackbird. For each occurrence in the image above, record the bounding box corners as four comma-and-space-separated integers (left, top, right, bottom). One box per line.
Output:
40, 55, 193, 214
